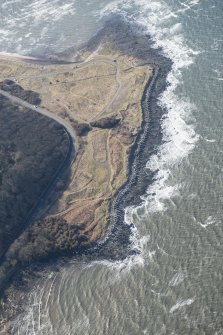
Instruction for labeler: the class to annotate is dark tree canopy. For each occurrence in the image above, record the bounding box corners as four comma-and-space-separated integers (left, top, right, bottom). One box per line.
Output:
0, 94, 69, 259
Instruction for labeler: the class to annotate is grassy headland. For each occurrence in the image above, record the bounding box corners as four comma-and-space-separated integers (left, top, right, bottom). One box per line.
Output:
0, 40, 153, 246
0, 37, 155, 331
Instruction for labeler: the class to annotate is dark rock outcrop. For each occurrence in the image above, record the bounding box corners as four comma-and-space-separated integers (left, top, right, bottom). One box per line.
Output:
90, 116, 121, 129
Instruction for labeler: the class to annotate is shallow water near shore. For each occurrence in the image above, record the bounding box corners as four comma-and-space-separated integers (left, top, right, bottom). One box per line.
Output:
3, 0, 223, 334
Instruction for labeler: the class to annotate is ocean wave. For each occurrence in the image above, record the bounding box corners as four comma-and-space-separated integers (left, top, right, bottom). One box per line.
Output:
0, 0, 77, 55
101, 0, 199, 216
85, 226, 150, 273
1, 0, 76, 23
169, 272, 185, 287
197, 215, 220, 228
170, 297, 195, 313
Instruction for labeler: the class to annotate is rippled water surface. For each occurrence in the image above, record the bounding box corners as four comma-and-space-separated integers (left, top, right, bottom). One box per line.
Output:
3, 0, 223, 334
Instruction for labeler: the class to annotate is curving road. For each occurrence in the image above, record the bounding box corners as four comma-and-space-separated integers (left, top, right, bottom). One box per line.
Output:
0, 88, 77, 141
0, 57, 121, 123
0, 88, 76, 263
0, 57, 121, 260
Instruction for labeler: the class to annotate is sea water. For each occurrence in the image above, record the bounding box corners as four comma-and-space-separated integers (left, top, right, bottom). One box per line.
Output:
2, 0, 223, 334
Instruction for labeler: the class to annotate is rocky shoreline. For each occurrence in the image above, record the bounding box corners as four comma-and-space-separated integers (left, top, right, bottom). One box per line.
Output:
0, 20, 172, 332
74, 21, 173, 260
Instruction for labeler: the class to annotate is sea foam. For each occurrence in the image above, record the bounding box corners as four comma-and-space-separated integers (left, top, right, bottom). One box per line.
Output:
0, 0, 77, 55
101, 0, 199, 217
170, 297, 195, 313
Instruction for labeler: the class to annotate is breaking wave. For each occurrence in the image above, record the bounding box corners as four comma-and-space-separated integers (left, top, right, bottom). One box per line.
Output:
0, 0, 77, 55
0, 0, 201, 265
101, 0, 199, 218
10, 1, 203, 332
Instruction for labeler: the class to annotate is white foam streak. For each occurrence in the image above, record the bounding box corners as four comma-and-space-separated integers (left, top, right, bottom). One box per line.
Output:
86, 226, 150, 274
0, 0, 77, 55
102, 0, 199, 215
169, 272, 184, 287
12, 277, 55, 334
198, 216, 220, 228
170, 297, 195, 313
6, 1, 202, 331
